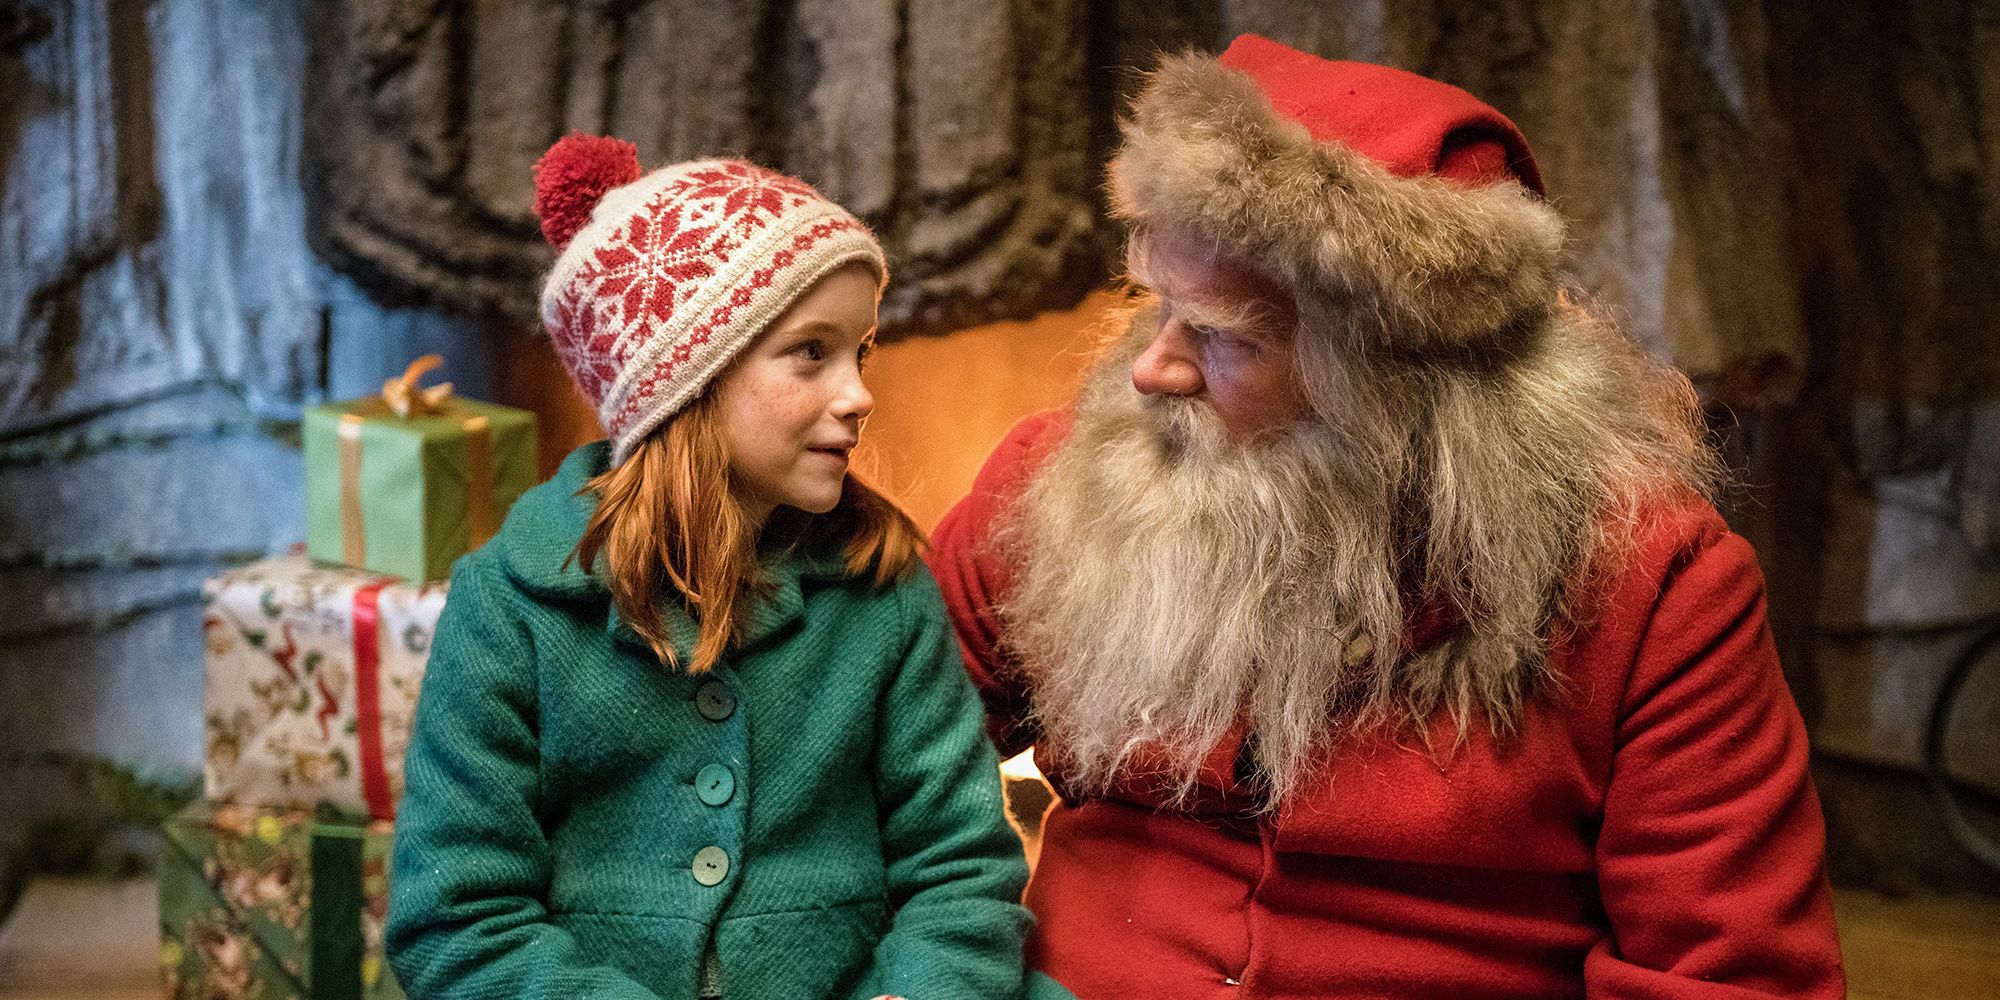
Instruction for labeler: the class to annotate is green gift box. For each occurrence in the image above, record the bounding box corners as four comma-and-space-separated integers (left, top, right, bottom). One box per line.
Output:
305, 358, 537, 583
158, 801, 403, 1000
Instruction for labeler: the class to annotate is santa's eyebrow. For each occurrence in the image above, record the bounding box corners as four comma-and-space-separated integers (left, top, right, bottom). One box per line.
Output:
1126, 238, 1292, 340
1166, 295, 1291, 340
1123, 235, 1159, 290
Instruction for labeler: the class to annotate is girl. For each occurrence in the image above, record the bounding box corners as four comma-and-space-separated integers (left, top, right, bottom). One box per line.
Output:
385, 135, 1033, 1000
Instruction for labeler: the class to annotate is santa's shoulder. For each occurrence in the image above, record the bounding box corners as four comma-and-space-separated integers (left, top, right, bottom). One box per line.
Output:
1600, 488, 1769, 623
972, 408, 1076, 498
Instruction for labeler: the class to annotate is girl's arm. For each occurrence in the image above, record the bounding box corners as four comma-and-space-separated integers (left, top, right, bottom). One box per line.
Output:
857, 572, 1035, 1000
385, 554, 664, 1000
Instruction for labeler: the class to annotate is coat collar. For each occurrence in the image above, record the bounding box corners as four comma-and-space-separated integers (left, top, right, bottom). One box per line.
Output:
602, 536, 843, 661
493, 440, 855, 663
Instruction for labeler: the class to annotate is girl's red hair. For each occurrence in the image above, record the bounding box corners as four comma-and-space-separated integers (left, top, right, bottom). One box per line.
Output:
569, 391, 924, 673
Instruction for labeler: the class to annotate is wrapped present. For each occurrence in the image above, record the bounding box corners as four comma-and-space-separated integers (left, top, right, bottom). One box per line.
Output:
306, 355, 537, 583
158, 801, 403, 1000
204, 555, 444, 820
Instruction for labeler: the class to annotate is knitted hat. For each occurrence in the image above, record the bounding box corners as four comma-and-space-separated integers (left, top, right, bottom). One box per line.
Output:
1109, 35, 1568, 353
534, 134, 887, 465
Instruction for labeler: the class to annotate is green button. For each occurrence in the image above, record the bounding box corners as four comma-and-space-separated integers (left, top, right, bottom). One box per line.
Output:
695, 764, 735, 806
692, 845, 730, 886
695, 680, 735, 721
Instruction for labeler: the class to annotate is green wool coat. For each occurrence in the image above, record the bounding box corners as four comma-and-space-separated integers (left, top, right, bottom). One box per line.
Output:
385, 442, 1034, 1000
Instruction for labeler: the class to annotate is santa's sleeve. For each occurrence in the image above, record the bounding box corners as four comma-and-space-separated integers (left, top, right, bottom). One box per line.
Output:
927, 409, 1071, 758
1586, 513, 1845, 999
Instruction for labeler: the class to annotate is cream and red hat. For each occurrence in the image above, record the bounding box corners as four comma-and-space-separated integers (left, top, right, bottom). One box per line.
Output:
1111, 34, 1568, 353
534, 134, 886, 465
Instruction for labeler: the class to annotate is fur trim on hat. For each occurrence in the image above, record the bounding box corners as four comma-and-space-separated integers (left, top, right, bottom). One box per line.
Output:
1109, 53, 1569, 353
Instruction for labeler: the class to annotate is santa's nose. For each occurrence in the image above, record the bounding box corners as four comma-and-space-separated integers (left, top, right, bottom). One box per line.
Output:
1132, 322, 1203, 397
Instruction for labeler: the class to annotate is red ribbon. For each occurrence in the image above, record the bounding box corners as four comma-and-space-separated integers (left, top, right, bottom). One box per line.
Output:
352, 578, 397, 820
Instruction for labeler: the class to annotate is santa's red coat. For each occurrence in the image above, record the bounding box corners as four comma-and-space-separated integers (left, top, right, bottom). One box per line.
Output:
929, 410, 1844, 1000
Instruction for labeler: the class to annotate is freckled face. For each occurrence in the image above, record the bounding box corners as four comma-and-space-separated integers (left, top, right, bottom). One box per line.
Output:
1128, 229, 1309, 441
713, 263, 880, 525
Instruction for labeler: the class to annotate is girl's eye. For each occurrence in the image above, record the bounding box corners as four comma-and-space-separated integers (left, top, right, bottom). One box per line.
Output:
857, 340, 877, 371
794, 340, 826, 362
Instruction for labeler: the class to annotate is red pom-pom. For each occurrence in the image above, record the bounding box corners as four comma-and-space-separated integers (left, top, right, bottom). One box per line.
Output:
533, 132, 643, 251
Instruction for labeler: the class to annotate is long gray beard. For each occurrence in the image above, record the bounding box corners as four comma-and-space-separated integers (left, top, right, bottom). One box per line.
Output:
997, 336, 1418, 809
997, 293, 1720, 809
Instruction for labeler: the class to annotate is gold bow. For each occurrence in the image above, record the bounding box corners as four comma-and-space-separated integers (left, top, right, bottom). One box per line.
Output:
381, 355, 455, 418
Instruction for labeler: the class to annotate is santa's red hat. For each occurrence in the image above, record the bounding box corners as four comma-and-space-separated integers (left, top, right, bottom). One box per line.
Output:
1109, 35, 1567, 352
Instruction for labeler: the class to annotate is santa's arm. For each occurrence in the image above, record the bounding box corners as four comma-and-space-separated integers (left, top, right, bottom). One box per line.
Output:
1587, 518, 1845, 999
927, 410, 1071, 758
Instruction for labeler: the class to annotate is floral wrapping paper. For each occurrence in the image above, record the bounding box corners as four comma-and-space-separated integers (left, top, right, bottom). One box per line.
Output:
158, 801, 403, 1000
204, 555, 445, 820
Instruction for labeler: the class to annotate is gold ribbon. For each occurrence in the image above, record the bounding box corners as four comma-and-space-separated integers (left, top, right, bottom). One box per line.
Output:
336, 355, 501, 572
339, 415, 369, 566
381, 354, 455, 418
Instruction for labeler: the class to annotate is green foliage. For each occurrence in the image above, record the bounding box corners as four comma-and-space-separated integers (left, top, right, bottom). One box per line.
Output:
3, 750, 200, 882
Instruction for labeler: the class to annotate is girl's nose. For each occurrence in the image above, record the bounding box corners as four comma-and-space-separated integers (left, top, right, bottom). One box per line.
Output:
833, 371, 874, 425
1132, 322, 1204, 397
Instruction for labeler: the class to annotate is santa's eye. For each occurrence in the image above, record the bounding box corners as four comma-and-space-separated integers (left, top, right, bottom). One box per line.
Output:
1192, 324, 1256, 355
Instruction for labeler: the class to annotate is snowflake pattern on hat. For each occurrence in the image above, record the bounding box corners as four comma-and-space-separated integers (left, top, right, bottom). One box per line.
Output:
538, 155, 886, 465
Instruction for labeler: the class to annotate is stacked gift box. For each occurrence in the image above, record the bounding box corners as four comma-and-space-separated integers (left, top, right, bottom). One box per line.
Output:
160, 358, 536, 999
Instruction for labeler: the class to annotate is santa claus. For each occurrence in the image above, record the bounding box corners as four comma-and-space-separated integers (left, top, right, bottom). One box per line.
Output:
930, 34, 1845, 1000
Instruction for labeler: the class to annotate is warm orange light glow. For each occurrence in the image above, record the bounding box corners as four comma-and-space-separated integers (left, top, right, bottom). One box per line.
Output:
852, 291, 1125, 530
1000, 749, 1043, 782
